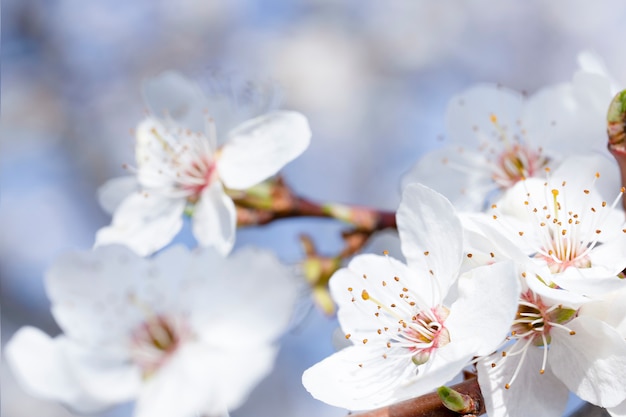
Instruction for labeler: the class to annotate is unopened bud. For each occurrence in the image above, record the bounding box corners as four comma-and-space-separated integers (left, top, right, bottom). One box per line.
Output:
437, 385, 479, 414
607, 90, 626, 149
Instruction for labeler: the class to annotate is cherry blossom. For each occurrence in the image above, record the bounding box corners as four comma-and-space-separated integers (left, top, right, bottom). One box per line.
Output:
483, 154, 626, 297
95, 72, 311, 256
5, 244, 297, 417
477, 275, 626, 417
302, 183, 520, 411
403, 54, 616, 211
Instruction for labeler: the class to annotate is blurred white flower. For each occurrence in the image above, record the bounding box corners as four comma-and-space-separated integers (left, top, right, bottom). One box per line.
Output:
5, 244, 297, 417
404, 56, 616, 211
95, 72, 311, 256
477, 275, 626, 417
302, 184, 519, 411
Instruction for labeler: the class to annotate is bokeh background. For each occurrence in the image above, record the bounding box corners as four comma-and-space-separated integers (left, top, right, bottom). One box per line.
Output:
3, 1, 626, 416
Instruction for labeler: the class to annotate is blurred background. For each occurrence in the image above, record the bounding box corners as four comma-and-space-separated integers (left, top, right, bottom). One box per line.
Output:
3, 1, 626, 416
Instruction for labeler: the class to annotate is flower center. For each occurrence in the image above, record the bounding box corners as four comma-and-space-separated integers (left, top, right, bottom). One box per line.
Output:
181, 154, 217, 204
492, 289, 576, 389
137, 123, 219, 202
351, 277, 451, 371
493, 144, 550, 189
491, 175, 625, 275
404, 306, 451, 365
487, 114, 550, 189
129, 314, 191, 377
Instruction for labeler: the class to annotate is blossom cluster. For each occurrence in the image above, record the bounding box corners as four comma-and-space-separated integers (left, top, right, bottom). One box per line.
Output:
6, 52, 626, 417
6, 72, 311, 417
303, 53, 626, 417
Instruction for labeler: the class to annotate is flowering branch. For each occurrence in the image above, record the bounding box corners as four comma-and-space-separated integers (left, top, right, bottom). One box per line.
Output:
232, 177, 398, 314
348, 378, 484, 417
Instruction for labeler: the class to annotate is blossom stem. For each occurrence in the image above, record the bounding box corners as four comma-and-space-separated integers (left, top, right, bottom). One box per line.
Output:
348, 378, 485, 417
231, 177, 397, 231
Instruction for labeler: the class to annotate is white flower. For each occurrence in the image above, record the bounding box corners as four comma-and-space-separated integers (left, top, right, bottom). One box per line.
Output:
403, 60, 615, 211
484, 155, 626, 297
95, 72, 311, 256
301, 183, 520, 411
580, 286, 626, 417
477, 275, 626, 417
5, 245, 297, 417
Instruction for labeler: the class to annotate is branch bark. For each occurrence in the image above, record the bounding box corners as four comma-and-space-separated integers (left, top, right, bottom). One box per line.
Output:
349, 378, 485, 417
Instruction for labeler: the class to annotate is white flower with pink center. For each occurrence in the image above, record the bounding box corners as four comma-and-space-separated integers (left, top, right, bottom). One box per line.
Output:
95, 72, 311, 256
486, 154, 626, 296
5, 245, 297, 417
403, 61, 615, 211
477, 275, 626, 417
301, 183, 520, 411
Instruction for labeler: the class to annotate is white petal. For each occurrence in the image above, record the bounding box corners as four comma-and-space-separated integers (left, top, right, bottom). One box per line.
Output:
302, 345, 409, 411
302, 343, 469, 411
97, 176, 138, 215
446, 262, 520, 356
397, 183, 463, 300
550, 265, 626, 297
46, 245, 150, 346
142, 71, 209, 134
217, 111, 311, 190
5, 327, 121, 414
187, 246, 297, 345
609, 399, 626, 417
402, 148, 495, 211
329, 254, 422, 342
445, 84, 524, 147
94, 191, 185, 256
136, 342, 276, 417
477, 348, 569, 417
62, 341, 141, 406
191, 182, 236, 255
550, 315, 626, 407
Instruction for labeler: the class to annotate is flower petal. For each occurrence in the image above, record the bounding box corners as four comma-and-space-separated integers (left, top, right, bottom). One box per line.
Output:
5, 327, 124, 414
550, 315, 626, 407
186, 246, 297, 345
45, 245, 184, 346
191, 182, 236, 255
217, 111, 311, 190
302, 345, 410, 411
402, 148, 495, 211
329, 253, 422, 343
94, 191, 185, 256
142, 71, 209, 134
609, 399, 626, 417
97, 176, 138, 215
446, 261, 520, 356
396, 183, 463, 301
445, 84, 524, 148
477, 348, 569, 417
135, 342, 277, 417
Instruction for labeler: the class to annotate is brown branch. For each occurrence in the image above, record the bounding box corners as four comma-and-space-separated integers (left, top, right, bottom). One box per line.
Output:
349, 378, 485, 417
231, 177, 396, 231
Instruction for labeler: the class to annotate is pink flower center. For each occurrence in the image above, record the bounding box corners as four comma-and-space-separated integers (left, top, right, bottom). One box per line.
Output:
404, 306, 451, 365
492, 289, 576, 389
129, 315, 191, 376
492, 144, 549, 189
181, 155, 217, 203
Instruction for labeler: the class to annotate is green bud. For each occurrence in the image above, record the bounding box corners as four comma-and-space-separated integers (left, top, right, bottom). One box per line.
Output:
437, 386, 477, 414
